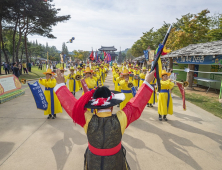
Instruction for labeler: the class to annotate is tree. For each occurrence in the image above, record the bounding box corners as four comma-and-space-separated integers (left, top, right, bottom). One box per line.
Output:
126, 48, 134, 60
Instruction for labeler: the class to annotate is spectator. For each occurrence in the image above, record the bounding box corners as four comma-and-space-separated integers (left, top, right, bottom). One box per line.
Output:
28, 62, 32, 72
13, 63, 20, 78
4, 62, 9, 75
18, 63, 22, 75
22, 62, 28, 74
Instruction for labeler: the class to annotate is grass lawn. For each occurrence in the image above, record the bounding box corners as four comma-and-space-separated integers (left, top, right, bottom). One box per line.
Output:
1, 64, 66, 80
172, 87, 222, 119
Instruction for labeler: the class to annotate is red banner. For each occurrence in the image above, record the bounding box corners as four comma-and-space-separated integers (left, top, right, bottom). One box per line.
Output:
176, 82, 186, 111
81, 79, 89, 93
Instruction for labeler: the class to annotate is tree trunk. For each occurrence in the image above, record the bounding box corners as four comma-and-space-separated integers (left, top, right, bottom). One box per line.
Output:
25, 18, 29, 64
12, 17, 19, 63
186, 64, 195, 89
1, 34, 9, 64
20, 48, 23, 75
15, 28, 22, 65
0, 17, 2, 75
169, 57, 173, 69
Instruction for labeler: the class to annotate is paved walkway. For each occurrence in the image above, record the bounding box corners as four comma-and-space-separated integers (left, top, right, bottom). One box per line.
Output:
0, 71, 222, 170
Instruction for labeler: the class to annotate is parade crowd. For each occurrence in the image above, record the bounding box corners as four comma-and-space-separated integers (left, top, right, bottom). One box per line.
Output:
37, 61, 174, 169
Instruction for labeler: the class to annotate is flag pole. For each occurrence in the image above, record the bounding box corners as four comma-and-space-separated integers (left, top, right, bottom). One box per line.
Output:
150, 25, 172, 72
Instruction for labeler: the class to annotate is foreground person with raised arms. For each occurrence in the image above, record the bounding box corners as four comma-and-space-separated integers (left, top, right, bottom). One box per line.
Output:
53, 68, 155, 170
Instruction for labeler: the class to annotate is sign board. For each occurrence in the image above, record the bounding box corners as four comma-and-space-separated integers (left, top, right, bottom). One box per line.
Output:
28, 81, 48, 110
149, 50, 155, 62
174, 55, 222, 65
0, 75, 22, 96
143, 50, 149, 60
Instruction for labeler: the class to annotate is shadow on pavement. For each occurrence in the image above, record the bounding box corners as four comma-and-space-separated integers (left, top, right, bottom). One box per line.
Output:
49, 120, 87, 170
0, 142, 15, 163
131, 119, 203, 170
174, 112, 203, 124
168, 119, 222, 151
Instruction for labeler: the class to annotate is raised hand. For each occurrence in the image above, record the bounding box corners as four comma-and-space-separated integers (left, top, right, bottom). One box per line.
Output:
54, 69, 65, 84
145, 70, 155, 83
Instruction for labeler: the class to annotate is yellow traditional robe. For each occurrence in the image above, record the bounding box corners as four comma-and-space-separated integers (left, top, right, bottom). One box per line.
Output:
76, 71, 82, 90
148, 78, 158, 104
68, 73, 79, 93
158, 80, 174, 115
119, 80, 134, 110
133, 70, 140, 87
39, 79, 62, 115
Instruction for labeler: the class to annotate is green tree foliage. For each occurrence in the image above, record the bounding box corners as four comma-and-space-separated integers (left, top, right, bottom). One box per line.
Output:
73, 50, 90, 62
132, 9, 222, 56
0, 0, 70, 69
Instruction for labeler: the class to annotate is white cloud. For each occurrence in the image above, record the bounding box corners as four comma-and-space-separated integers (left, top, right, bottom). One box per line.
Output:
28, 0, 222, 52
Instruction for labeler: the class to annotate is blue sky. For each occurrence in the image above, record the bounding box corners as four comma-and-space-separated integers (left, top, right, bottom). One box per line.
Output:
28, 0, 222, 52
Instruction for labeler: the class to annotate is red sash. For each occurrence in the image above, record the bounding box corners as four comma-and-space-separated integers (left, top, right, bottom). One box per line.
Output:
88, 142, 121, 156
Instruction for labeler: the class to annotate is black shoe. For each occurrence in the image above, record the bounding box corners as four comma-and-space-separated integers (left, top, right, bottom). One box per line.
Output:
147, 104, 150, 107
47, 114, 52, 119
150, 104, 153, 107
159, 114, 162, 121
54, 114, 56, 118
117, 104, 120, 107
146, 103, 149, 106
81, 88, 82, 90
163, 115, 168, 121
52, 116, 55, 119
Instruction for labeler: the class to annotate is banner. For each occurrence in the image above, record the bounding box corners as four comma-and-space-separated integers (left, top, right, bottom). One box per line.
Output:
176, 82, 186, 110
28, 81, 48, 110
81, 79, 89, 93
149, 50, 155, 61
131, 86, 137, 97
143, 50, 149, 60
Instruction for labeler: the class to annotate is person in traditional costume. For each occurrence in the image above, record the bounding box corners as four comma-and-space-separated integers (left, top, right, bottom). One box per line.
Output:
100, 64, 105, 84
54, 68, 155, 170
119, 69, 135, 110
59, 67, 68, 85
76, 65, 83, 90
147, 69, 158, 107
68, 67, 79, 96
39, 69, 62, 119
83, 67, 97, 94
133, 64, 140, 88
139, 67, 147, 88
158, 70, 174, 121
128, 64, 134, 82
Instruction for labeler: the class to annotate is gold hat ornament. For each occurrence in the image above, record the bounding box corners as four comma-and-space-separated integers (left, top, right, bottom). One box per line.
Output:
121, 69, 130, 75
43, 69, 55, 75
161, 70, 171, 77
84, 67, 92, 73
69, 67, 75, 70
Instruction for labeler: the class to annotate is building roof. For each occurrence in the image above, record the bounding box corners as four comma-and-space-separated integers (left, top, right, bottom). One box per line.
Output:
162, 40, 222, 58
98, 46, 117, 51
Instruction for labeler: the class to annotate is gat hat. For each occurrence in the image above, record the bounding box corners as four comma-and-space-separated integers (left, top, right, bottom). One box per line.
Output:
161, 70, 171, 77
77, 65, 81, 69
85, 86, 125, 109
121, 69, 130, 75
43, 69, 55, 75
69, 67, 75, 70
84, 67, 91, 73
142, 67, 148, 71
134, 64, 139, 68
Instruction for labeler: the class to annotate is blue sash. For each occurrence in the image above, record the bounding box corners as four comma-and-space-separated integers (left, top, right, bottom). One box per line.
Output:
121, 90, 132, 93
160, 89, 170, 110
141, 79, 145, 81
45, 87, 54, 115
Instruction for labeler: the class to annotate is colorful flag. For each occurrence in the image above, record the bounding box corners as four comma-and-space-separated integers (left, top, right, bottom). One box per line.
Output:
100, 51, 104, 60
176, 82, 186, 111
89, 50, 94, 61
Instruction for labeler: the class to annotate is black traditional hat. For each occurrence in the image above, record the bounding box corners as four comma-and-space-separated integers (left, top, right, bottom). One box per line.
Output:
84, 86, 125, 109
